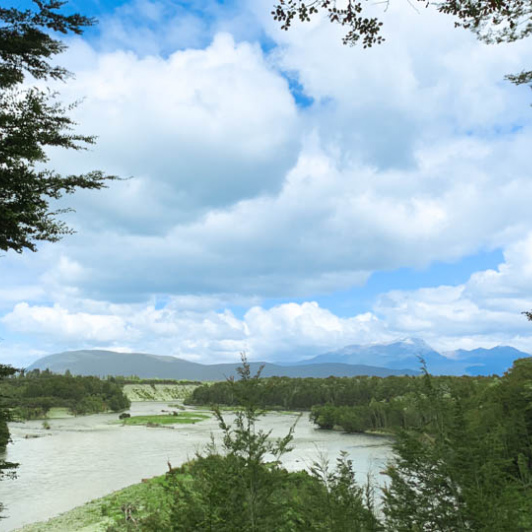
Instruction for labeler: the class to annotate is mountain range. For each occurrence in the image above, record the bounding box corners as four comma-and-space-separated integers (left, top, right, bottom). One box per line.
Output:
26, 350, 417, 381
296, 338, 531, 376
26, 338, 531, 380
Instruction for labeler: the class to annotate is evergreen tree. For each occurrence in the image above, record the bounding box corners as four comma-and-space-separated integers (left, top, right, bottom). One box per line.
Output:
0, 1, 115, 254
139, 356, 380, 531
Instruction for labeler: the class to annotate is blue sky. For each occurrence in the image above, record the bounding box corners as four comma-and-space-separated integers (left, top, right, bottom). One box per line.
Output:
1, 0, 532, 366
256, 249, 506, 318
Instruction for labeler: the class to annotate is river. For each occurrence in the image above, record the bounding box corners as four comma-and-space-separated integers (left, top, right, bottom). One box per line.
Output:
0, 402, 393, 531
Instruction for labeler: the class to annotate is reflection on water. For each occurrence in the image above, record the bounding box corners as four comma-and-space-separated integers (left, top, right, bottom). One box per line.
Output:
0, 403, 393, 531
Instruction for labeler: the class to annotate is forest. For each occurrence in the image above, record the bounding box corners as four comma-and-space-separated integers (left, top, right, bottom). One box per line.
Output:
189, 371, 493, 433
0, 358, 530, 529
174, 358, 532, 531
0, 369, 130, 432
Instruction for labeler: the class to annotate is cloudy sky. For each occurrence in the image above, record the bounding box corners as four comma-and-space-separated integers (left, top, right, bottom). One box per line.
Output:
2, 0, 532, 367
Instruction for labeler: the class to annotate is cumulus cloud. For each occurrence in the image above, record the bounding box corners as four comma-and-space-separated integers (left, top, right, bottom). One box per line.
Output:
1, 0, 532, 364
36, 128, 532, 302
3, 235, 532, 365
90, 0, 262, 57
0, 298, 391, 364
375, 234, 532, 352
2, 303, 132, 343
27, 1, 530, 302
47, 32, 300, 234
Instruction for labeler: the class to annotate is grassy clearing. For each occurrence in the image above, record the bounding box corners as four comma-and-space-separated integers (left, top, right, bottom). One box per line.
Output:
121, 412, 210, 426
17, 475, 169, 532
190, 404, 301, 416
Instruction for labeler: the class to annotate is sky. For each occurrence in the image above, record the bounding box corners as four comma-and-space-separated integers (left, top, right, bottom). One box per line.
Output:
1, 0, 532, 367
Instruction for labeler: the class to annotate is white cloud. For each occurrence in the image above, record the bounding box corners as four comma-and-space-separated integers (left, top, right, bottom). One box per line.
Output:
2, 303, 131, 343
0, 297, 391, 365
89, 0, 262, 57
29, 7, 530, 302
244, 302, 390, 359
2, 0, 532, 365
46, 32, 300, 234
375, 234, 532, 352
3, 235, 532, 366
36, 127, 532, 302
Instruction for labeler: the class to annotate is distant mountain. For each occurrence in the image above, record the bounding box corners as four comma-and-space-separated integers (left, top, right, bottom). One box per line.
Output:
299, 338, 450, 374
26, 341, 531, 379
299, 339, 531, 376
26, 350, 418, 380
444, 346, 530, 376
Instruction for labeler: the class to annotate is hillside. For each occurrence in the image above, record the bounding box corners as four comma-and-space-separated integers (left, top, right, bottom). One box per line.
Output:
26, 350, 417, 380
299, 338, 531, 375
27, 339, 531, 379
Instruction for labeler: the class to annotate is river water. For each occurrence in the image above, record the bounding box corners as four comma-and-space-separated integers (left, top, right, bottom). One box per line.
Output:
0, 403, 393, 531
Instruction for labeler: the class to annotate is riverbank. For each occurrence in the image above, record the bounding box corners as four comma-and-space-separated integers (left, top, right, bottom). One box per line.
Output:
3, 404, 392, 531
16, 475, 166, 531
10, 382, 201, 422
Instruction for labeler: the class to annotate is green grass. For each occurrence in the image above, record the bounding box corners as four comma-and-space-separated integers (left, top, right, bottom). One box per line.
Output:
18, 475, 170, 531
121, 412, 210, 426
189, 404, 301, 416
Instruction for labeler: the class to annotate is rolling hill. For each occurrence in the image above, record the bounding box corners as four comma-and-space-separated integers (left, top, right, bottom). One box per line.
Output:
26, 339, 531, 379
26, 350, 418, 380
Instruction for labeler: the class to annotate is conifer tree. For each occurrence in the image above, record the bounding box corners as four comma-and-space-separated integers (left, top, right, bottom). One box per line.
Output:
0, 1, 115, 254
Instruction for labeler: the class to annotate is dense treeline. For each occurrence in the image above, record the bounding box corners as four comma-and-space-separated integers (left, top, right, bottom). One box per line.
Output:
189, 374, 420, 409
188, 372, 491, 434
309, 373, 487, 434
0, 365, 17, 451
381, 358, 532, 530
0, 369, 130, 420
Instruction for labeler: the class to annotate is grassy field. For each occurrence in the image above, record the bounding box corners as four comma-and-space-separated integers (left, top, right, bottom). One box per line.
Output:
121, 412, 210, 426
